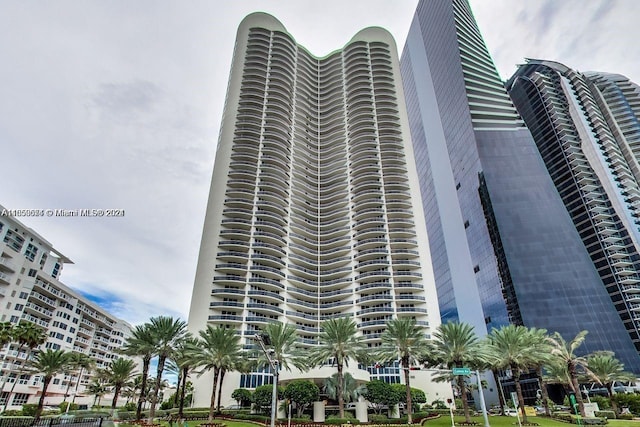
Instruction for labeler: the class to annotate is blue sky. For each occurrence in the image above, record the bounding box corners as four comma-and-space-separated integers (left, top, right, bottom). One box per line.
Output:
1, 0, 638, 327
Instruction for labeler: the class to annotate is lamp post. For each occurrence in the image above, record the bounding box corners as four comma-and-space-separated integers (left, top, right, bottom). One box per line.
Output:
474, 370, 490, 427
254, 334, 278, 427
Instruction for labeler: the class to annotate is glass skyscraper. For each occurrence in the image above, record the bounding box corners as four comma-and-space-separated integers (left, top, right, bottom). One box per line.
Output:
401, 0, 640, 373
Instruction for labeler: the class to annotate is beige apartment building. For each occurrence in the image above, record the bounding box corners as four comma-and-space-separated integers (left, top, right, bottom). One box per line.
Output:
0, 206, 132, 410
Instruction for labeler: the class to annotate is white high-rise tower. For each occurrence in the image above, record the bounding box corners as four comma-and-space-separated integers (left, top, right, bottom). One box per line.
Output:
188, 12, 441, 406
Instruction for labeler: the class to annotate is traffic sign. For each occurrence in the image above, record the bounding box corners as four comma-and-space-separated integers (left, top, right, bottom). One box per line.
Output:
452, 367, 471, 375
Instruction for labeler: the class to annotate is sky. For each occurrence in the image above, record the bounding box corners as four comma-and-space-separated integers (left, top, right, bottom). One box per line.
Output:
1, 1, 638, 327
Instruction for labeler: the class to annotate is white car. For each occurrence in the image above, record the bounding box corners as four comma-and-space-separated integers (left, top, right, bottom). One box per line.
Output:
504, 409, 519, 417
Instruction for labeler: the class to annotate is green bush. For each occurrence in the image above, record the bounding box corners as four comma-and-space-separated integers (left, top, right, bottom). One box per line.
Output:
369, 414, 389, 423
123, 402, 137, 411
618, 413, 634, 420
58, 402, 76, 412
613, 393, 640, 415
233, 413, 270, 422
582, 418, 607, 425
590, 396, 611, 410
325, 417, 359, 425
21, 404, 39, 416
594, 410, 616, 419
2, 410, 23, 416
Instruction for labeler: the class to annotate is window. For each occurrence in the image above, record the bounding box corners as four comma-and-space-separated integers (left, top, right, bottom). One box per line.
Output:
53, 378, 60, 385
473, 265, 480, 273
25, 243, 38, 262
28, 269, 37, 277
14, 304, 24, 311
66, 337, 72, 343
9, 316, 19, 323
11, 393, 29, 405
0, 392, 9, 405
18, 292, 28, 299
39, 253, 48, 268
69, 327, 75, 333
52, 263, 61, 278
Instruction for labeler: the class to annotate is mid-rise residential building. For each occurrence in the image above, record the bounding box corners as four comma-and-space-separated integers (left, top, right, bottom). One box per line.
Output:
188, 12, 446, 409
400, 0, 640, 377
508, 60, 640, 369
0, 206, 132, 409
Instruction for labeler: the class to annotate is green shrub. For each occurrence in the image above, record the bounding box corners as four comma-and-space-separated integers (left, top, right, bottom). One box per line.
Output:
594, 410, 616, 419
123, 402, 137, 411
582, 418, 607, 425
58, 402, 76, 412
233, 413, 270, 422
590, 396, 611, 410
179, 410, 212, 419
325, 417, 359, 425
618, 413, 634, 420
21, 404, 39, 416
369, 414, 389, 423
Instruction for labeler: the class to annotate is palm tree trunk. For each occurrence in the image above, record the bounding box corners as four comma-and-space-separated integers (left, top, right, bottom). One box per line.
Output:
535, 365, 550, 416
402, 357, 413, 424
568, 362, 586, 417
71, 367, 85, 405
337, 364, 345, 419
178, 366, 188, 418
216, 369, 226, 412
513, 367, 528, 424
35, 376, 52, 422
457, 373, 471, 423
112, 385, 122, 415
136, 356, 151, 420
209, 367, 219, 421
150, 355, 166, 419
492, 369, 506, 416
606, 384, 618, 414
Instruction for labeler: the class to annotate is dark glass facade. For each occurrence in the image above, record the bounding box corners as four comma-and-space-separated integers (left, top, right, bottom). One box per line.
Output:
401, 0, 640, 372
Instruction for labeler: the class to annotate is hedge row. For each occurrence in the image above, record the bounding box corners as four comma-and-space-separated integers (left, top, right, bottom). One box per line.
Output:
552, 413, 608, 425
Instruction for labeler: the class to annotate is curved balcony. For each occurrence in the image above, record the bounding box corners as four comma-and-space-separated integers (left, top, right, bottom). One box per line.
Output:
208, 315, 242, 323
212, 288, 245, 297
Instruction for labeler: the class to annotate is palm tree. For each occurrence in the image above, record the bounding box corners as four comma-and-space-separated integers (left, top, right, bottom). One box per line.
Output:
430, 322, 483, 424
258, 322, 307, 372
0, 322, 15, 404
486, 325, 544, 423
168, 336, 199, 417
377, 317, 428, 423
27, 349, 70, 421
528, 328, 553, 416
323, 372, 366, 404
547, 331, 590, 417
87, 379, 107, 407
147, 316, 187, 419
2, 322, 47, 412
309, 317, 367, 419
104, 357, 137, 414
192, 325, 242, 420
66, 352, 95, 410
586, 351, 635, 414
120, 323, 156, 420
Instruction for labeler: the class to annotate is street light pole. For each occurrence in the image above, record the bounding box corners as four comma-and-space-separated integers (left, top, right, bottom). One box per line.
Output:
254, 334, 278, 427
474, 370, 490, 427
